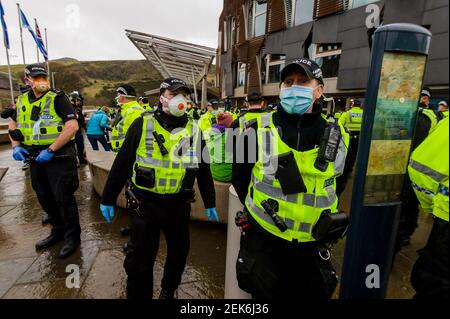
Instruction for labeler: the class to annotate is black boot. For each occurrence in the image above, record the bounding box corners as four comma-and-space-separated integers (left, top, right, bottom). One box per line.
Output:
35, 235, 64, 250
41, 214, 52, 225
158, 289, 175, 299
120, 226, 131, 237
59, 240, 80, 259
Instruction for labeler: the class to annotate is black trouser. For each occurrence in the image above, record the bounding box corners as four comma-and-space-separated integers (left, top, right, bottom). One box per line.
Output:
348, 135, 360, 172
29, 156, 81, 243
75, 129, 86, 162
397, 179, 420, 241
411, 217, 449, 299
236, 225, 337, 299
124, 199, 191, 299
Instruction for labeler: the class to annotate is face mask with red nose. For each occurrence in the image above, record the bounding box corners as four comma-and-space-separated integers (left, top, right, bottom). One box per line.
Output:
160, 94, 188, 117
26, 76, 50, 93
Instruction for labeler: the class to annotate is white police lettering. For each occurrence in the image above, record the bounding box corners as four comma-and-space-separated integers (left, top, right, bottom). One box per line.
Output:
297, 59, 312, 66
40, 115, 53, 120
313, 68, 323, 79
160, 82, 170, 90
171, 79, 185, 85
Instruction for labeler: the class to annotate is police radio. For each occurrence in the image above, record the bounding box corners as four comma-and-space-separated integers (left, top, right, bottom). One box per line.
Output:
315, 122, 342, 172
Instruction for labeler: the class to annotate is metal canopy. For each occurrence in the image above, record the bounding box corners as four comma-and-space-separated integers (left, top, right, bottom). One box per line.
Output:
126, 29, 216, 106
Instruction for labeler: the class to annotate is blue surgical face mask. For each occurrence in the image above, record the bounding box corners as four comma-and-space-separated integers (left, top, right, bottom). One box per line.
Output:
280, 85, 314, 115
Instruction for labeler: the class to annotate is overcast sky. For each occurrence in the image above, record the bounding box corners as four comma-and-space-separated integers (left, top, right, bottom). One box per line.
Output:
0, 0, 223, 65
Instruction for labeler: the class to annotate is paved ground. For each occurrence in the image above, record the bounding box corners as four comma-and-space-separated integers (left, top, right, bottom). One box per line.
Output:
0, 141, 432, 299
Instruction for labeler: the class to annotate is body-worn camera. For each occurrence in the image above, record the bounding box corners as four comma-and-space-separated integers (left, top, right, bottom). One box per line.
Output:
312, 209, 348, 244
134, 165, 155, 189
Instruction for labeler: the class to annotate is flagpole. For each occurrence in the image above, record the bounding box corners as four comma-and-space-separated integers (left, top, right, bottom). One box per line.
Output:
34, 18, 39, 63
45, 27, 51, 87
5, 46, 15, 104
16, 3, 25, 65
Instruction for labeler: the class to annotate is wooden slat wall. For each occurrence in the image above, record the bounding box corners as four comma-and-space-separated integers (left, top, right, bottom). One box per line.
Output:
313, 0, 349, 19
247, 37, 265, 93
267, 0, 287, 33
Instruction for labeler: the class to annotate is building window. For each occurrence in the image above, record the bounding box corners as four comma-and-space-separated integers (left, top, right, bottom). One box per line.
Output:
226, 16, 236, 50
249, 0, 267, 38
350, 0, 379, 9
265, 54, 286, 84
237, 63, 247, 87
292, 0, 314, 26
312, 44, 342, 78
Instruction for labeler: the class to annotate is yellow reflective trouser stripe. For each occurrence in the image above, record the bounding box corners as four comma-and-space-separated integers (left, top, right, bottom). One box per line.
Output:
410, 160, 446, 182
246, 195, 312, 234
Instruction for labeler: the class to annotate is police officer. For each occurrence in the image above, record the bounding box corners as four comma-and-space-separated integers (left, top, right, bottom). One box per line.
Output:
138, 96, 154, 113
199, 100, 219, 133
69, 91, 87, 164
397, 87, 439, 247
9, 64, 81, 259
100, 78, 218, 299
408, 116, 448, 299
232, 59, 351, 299
186, 101, 200, 120
231, 92, 267, 132
437, 100, 449, 121
111, 85, 145, 154
339, 98, 364, 170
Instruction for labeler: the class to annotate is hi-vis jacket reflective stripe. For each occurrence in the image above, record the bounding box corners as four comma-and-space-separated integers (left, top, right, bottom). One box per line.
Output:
339, 107, 363, 133
245, 113, 350, 242
420, 107, 438, 134
408, 116, 449, 222
132, 114, 201, 195
16, 90, 66, 146
111, 101, 145, 154
238, 111, 266, 131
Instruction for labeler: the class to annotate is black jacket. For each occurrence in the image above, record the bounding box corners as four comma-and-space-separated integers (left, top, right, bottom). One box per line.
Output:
232, 103, 353, 205
101, 107, 216, 208
411, 107, 436, 151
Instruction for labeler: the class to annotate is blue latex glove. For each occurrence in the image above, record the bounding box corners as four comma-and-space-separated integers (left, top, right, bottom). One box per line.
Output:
35, 148, 55, 163
100, 204, 115, 223
205, 208, 219, 222
12, 146, 29, 161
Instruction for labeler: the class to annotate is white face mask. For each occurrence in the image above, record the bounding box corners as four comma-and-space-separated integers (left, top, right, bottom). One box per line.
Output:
160, 94, 188, 117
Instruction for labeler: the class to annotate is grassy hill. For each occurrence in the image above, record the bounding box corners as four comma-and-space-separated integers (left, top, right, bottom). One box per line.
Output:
0, 59, 216, 107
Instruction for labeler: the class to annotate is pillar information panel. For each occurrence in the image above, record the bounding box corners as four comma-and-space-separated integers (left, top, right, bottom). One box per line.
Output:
364, 52, 427, 205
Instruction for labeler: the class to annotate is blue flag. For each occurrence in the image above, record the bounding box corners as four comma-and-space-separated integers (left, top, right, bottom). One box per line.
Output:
20, 8, 48, 61
0, 0, 9, 49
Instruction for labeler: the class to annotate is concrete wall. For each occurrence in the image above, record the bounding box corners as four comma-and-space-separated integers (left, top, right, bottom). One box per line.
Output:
86, 150, 230, 224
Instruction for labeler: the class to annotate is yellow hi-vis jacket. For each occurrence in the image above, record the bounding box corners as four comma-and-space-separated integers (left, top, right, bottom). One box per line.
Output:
131, 114, 201, 194
245, 113, 349, 242
339, 106, 363, 134
16, 90, 67, 146
408, 116, 449, 222
111, 101, 145, 154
